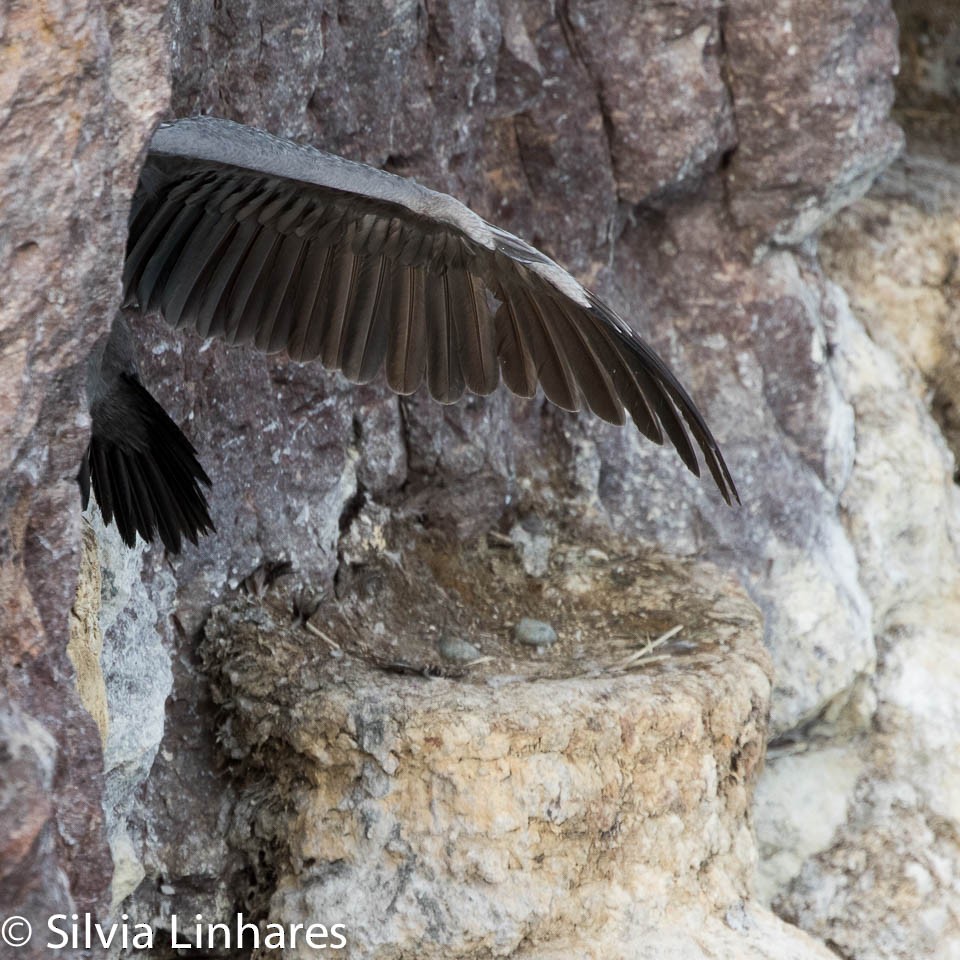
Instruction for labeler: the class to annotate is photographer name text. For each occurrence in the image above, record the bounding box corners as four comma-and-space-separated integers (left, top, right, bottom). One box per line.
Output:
29, 913, 346, 951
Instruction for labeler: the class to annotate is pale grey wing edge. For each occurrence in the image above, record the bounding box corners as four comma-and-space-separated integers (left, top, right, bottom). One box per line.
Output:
150, 115, 499, 251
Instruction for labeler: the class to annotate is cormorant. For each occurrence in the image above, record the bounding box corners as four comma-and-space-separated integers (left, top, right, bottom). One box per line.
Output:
80, 117, 738, 553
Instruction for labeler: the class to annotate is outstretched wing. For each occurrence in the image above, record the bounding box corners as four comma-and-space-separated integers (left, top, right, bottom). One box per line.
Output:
123, 116, 738, 504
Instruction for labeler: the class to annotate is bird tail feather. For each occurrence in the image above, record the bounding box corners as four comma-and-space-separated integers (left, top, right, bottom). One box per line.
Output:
78, 373, 213, 553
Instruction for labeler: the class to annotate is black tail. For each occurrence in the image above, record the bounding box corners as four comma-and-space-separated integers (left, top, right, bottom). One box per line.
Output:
78, 372, 214, 553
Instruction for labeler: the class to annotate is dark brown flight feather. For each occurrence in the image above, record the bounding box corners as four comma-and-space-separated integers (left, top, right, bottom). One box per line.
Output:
87, 116, 737, 553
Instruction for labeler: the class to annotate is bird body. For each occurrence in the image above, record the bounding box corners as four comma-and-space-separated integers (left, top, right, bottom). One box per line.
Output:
79, 315, 214, 553
82, 116, 738, 553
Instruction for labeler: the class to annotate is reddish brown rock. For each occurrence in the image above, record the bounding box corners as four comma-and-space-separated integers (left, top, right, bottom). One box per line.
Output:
724, 0, 904, 245
9, 1, 957, 959
0, 0, 169, 948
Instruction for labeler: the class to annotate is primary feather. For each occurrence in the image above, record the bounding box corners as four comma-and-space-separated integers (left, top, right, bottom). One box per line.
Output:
106, 116, 739, 551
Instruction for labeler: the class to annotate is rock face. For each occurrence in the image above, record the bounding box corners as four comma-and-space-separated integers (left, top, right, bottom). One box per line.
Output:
3, 0, 958, 958
0, 1, 168, 954
724, 0, 902, 245
201, 543, 782, 959
756, 2, 960, 954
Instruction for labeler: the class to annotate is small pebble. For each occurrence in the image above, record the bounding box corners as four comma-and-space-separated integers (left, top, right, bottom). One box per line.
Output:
439, 635, 482, 663
512, 618, 557, 648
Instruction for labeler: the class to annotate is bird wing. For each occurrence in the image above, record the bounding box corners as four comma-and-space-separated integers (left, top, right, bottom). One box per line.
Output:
123, 116, 738, 504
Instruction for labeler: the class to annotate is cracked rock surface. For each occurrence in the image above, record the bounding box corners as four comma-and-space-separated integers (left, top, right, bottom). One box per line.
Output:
3, 0, 959, 958
199, 536, 780, 959
0, 1, 168, 953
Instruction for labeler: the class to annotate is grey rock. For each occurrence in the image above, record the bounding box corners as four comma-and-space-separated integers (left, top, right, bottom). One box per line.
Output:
509, 519, 553, 578
438, 635, 482, 663
512, 618, 558, 648
724, 0, 904, 246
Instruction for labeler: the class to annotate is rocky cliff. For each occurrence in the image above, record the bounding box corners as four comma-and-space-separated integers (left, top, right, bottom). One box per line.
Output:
1, 0, 958, 957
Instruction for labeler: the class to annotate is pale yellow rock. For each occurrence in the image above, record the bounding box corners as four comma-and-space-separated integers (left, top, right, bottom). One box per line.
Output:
201, 542, 827, 958
821, 161, 960, 464
68, 523, 109, 744
755, 149, 960, 958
